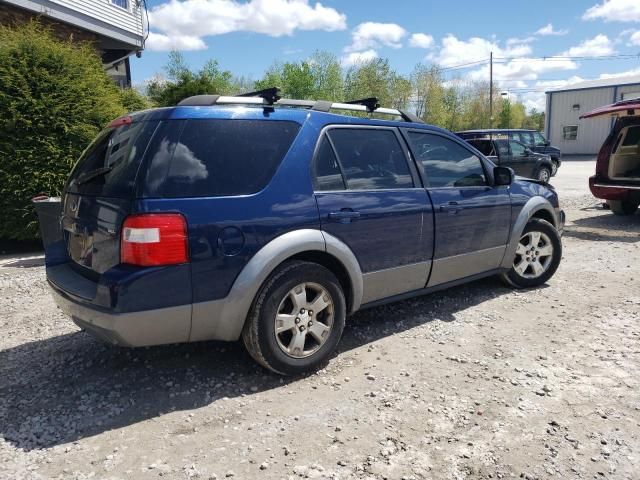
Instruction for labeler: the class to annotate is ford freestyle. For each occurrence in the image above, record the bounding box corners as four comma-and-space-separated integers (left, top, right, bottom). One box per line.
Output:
37, 89, 565, 375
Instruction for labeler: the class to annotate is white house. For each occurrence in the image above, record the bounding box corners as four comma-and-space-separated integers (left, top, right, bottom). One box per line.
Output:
545, 75, 640, 155
0, 0, 146, 87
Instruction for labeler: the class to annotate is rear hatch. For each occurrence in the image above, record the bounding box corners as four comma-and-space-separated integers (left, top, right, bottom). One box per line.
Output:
581, 100, 640, 184
62, 118, 160, 275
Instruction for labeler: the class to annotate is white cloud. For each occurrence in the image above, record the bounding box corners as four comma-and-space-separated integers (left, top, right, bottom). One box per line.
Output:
467, 58, 578, 83
583, 0, 640, 22
341, 49, 378, 67
630, 31, 640, 46
430, 34, 533, 67
598, 67, 640, 79
146, 32, 207, 51
409, 33, 434, 49
148, 0, 347, 51
561, 34, 615, 57
345, 22, 407, 52
507, 36, 536, 46
535, 24, 568, 36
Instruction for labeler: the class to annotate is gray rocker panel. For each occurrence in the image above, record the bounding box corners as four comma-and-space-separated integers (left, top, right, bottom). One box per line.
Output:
361, 261, 431, 304
428, 246, 506, 287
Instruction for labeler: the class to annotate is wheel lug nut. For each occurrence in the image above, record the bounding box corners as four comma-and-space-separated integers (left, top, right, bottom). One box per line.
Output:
300, 308, 305, 314
308, 310, 313, 316
299, 325, 305, 332
308, 321, 313, 327
295, 317, 300, 324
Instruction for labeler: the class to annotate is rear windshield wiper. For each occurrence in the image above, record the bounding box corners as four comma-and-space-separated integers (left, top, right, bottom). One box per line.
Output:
74, 158, 123, 185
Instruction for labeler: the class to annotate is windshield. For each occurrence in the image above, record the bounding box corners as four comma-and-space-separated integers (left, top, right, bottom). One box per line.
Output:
533, 132, 547, 146
67, 121, 159, 197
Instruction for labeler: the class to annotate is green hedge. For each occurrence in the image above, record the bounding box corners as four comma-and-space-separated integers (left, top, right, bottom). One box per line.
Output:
0, 22, 129, 240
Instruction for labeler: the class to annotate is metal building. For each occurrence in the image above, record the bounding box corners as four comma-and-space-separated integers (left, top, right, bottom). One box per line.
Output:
545, 75, 640, 155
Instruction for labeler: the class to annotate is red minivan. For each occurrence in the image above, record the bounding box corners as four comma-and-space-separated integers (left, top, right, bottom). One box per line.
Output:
583, 99, 640, 215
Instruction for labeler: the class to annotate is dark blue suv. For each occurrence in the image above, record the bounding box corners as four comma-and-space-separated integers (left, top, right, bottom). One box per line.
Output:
38, 90, 565, 375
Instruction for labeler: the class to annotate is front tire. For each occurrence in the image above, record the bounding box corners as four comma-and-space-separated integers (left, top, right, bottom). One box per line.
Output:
501, 218, 561, 289
608, 199, 638, 216
242, 260, 346, 375
550, 160, 559, 176
537, 166, 551, 183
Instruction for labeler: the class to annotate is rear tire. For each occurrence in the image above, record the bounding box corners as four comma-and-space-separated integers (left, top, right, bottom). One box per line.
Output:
537, 167, 551, 183
608, 199, 638, 216
242, 260, 346, 375
501, 218, 562, 289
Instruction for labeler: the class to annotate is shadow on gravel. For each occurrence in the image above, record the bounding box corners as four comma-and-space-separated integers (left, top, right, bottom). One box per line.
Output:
563, 212, 640, 243
0, 276, 510, 451
1, 256, 45, 268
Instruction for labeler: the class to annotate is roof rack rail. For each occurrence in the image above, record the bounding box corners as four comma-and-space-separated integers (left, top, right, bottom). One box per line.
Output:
176, 90, 425, 124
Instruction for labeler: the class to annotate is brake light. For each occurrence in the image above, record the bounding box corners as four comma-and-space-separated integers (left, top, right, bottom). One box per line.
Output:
121, 214, 188, 266
108, 116, 133, 128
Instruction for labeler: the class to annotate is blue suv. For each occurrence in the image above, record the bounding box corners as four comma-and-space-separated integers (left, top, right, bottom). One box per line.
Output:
37, 89, 565, 375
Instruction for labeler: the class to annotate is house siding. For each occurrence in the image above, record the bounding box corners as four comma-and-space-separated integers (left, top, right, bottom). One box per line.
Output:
2, 0, 143, 47
49, 0, 142, 37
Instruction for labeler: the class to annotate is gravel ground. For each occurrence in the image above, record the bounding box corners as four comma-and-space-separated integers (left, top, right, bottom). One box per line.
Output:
1, 160, 639, 479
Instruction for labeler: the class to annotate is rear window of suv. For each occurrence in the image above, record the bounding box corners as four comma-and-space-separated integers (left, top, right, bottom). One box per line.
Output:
143, 119, 300, 197
66, 120, 159, 197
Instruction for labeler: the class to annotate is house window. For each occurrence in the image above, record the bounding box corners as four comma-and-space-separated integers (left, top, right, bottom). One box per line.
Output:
572, 104, 580, 111
110, 0, 129, 9
563, 125, 578, 141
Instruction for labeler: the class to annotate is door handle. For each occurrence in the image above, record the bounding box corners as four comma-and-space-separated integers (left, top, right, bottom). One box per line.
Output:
439, 202, 462, 214
328, 209, 361, 223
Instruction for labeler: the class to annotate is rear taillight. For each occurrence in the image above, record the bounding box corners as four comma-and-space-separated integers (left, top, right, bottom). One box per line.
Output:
121, 214, 188, 266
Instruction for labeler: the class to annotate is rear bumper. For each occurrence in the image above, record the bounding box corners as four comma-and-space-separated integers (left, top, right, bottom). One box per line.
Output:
50, 281, 192, 347
589, 176, 640, 201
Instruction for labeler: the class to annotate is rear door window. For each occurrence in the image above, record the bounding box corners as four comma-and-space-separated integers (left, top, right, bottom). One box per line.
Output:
312, 136, 346, 191
327, 128, 414, 190
144, 119, 300, 197
67, 120, 159, 197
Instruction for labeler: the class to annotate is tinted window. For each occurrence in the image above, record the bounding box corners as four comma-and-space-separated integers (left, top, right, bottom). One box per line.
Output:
533, 132, 547, 146
468, 139, 495, 156
144, 119, 300, 197
328, 129, 413, 190
510, 141, 526, 156
313, 136, 345, 191
519, 132, 534, 146
495, 140, 510, 157
408, 132, 486, 188
67, 120, 159, 197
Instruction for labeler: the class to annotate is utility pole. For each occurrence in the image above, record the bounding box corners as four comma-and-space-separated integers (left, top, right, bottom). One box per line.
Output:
489, 51, 493, 128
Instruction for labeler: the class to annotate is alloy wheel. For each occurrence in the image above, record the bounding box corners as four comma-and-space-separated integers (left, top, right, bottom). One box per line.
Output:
513, 231, 554, 279
274, 282, 334, 358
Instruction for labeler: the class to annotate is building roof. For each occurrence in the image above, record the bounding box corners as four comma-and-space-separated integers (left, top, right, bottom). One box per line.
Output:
547, 74, 640, 94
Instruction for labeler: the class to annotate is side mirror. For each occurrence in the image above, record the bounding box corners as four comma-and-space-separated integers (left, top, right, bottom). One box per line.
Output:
494, 166, 514, 186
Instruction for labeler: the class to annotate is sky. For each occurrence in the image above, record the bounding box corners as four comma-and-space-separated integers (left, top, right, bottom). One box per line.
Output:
131, 0, 640, 111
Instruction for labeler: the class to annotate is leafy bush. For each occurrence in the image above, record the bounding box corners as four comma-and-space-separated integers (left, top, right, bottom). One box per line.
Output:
120, 87, 151, 112
0, 22, 125, 240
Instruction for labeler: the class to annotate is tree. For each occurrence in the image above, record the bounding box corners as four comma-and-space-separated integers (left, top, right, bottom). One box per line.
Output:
0, 21, 126, 239
147, 51, 235, 106
254, 51, 343, 100
344, 58, 398, 109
